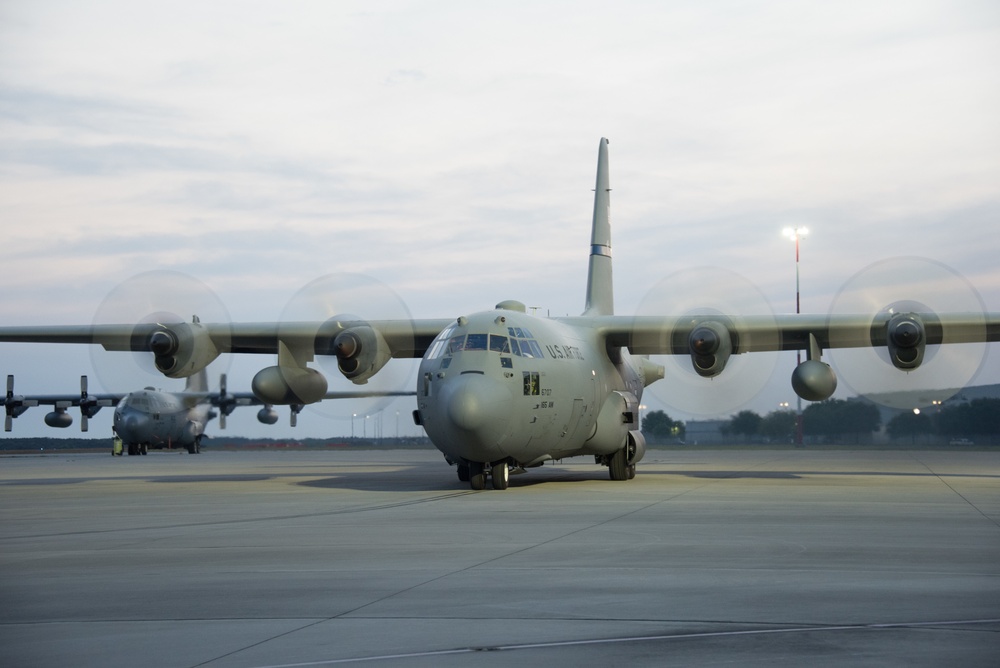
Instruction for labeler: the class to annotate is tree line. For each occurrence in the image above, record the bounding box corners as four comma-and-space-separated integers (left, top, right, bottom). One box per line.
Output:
642, 397, 1000, 445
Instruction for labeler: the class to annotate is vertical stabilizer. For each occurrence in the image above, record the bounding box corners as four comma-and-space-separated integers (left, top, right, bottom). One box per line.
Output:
584, 138, 614, 316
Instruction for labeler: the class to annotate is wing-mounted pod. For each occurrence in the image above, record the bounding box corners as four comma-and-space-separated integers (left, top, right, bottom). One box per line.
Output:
791, 334, 838, 401
252, 342, 329, 406
44, 406, 73, 428
257, 405, 279, 425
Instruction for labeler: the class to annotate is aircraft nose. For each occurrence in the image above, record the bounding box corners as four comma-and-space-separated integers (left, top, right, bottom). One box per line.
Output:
439, 373, 513, 455
447, 375, 495, 430
118, 411, 149, 441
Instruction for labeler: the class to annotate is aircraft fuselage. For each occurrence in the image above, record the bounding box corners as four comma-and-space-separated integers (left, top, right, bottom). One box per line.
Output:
113, 388, 207, 453
416, 304, 646, 472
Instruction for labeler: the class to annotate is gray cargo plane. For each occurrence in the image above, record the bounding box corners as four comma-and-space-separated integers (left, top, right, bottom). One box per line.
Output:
1, 139, 998, 487
3, 372, 285, 454
3, 373, 411, 455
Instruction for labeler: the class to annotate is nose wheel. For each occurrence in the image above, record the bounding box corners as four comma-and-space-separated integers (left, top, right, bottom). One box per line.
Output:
464, 460, 509, 490
491, 462, 509, 490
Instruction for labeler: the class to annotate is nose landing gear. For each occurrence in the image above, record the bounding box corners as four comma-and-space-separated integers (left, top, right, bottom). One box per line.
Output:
458, 460, 510, 490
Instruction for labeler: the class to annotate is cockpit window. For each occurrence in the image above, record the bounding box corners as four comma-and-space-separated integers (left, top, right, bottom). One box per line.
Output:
505, 327, 544, 358
424, 326, 540, 360
521, 339, 543, 358
447, 335, 466, 354
424, 326, 456, 360
489, 335, 510, 353
464, 333, 488, 351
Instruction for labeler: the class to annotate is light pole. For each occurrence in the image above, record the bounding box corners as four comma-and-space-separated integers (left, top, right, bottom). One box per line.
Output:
783, 226, 808, 446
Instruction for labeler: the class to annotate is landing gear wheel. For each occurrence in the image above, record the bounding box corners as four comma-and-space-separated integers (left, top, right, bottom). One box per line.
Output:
469, 462, 486, 490
627, 464, 636, 480
491, 462, 509, 491
457, 463, 470, 482
609, 448, 629, 481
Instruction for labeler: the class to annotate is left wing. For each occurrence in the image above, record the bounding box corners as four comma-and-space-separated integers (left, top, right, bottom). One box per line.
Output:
3, 375, 121, 432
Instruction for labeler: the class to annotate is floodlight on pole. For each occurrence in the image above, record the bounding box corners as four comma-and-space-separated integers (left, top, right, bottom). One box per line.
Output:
783, 226, 809, 446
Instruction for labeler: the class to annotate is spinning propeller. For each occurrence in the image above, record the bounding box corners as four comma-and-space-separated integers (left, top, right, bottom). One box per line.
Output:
277, 272, 416, 422
89, 270, 232, 392
635, 266, 779, 416
826, 257, 989, 409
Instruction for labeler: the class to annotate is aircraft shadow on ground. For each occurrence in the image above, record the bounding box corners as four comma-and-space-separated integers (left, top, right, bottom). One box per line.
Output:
296, 466, 1000, 492
296, 466, 615, 492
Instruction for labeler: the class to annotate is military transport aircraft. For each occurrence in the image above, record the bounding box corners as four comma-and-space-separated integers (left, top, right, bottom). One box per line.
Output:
3, 372, 413, 455
1, 138, 998, 487
3, 372, 284, 454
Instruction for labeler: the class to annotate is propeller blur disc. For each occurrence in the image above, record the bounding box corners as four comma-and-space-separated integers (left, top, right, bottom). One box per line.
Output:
636, 266, 779, 417
827, 257, 988, 409
279, 273, 415, 422
90, 271, 231, 392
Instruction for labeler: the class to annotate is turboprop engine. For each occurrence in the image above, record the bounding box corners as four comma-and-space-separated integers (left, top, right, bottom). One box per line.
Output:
876, 311, 933, 371
142, 318, 221, 379
325, 323, 392, 384
685, 320, 732, 378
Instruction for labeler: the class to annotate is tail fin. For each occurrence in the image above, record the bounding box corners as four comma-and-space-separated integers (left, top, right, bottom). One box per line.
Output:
184, 368, 209, 393
583, 138, 614, 316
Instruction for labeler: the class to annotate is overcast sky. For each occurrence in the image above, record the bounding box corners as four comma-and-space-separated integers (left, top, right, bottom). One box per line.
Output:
2, 1, 998, 439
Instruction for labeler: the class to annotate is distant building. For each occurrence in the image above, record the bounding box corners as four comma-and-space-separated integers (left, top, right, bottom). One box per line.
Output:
683, 419, 727, 445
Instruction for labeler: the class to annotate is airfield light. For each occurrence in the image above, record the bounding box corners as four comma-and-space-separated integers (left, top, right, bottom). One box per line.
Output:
913, 408, 921, 415
784, 226, 809, 446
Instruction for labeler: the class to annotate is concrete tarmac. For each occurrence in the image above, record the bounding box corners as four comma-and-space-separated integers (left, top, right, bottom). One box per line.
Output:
1, 448, 998, 667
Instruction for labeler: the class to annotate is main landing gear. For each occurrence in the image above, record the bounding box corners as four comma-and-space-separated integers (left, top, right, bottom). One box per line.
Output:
606, 448, 636, 481
457, 460, 510, 491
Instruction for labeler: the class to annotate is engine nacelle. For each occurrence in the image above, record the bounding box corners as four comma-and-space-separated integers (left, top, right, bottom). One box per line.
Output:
332, 325, 391, 384
884, 313, 926, 370
257, 407, 279, 425
791, 360, 838, 401
45, 409, 73, 428
251, 366, 328, 405
145, 321, 221, 379
687, 320, 732, 378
